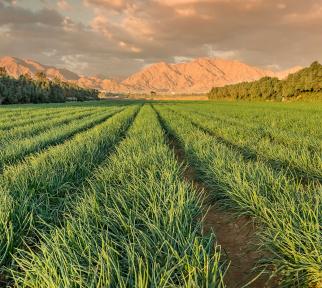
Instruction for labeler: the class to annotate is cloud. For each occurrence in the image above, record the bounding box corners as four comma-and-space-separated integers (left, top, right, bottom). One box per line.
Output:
206, 47, 239, 60
99, 0, 322, 70
61, 54, 89, 71
0, 3, 63, 26
42, 49, 58, 57
84, 0, 129, 11
0, 0, 322, 77
57, 0, 72, 11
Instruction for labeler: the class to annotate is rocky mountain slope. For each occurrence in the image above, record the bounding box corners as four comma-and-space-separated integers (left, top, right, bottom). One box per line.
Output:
0, 56, 79, 81
122, 58, 278, 93
0, 56, 302, 93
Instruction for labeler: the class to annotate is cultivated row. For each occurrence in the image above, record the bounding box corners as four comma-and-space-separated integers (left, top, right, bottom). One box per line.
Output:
170, 106, 322, 183
0, 105, 139, 268
155, 105, 321, 288
8, 105, 225, 287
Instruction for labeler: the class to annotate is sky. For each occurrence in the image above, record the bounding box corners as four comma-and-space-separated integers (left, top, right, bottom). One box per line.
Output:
0, 0, 321, 77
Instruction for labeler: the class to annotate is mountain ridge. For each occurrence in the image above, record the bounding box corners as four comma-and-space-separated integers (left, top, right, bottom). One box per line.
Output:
0, 56, 302, 94
0, 56, 80, 81
123, 58, 277, 93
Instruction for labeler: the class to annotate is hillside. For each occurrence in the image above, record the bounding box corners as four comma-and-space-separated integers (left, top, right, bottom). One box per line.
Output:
77, 76, 126, 92
0, 60, 99, 104
122, 58, 277, 93
0, 56, 302, 94
0, 56, 80, 81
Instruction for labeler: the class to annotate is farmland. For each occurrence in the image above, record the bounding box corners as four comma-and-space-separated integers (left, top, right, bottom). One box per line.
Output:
0, 101, 321, 288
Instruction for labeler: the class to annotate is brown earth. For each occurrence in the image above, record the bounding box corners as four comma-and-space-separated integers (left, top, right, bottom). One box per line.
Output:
156, 112, 278, 288
180, 152, 274, 288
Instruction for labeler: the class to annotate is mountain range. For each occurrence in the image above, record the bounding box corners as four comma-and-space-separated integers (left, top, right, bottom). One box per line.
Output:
0, 56, 302, 94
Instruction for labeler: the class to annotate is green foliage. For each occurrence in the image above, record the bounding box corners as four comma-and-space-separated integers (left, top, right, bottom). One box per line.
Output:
0, 107, 123, 170
0, 68, 99, 104
10, 105, 225, 287
208, 61, 322, 100
0, 101, 320, 287
155, 103, 322, 288
0, 106, 138, 266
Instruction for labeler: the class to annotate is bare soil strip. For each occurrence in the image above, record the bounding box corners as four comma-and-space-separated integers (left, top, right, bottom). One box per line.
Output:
153, 106, 276, 288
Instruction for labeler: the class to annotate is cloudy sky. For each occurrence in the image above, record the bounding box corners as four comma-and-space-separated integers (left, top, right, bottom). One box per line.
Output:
0, 0, 321, 77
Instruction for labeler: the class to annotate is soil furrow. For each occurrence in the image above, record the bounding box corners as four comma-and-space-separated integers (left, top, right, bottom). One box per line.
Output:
153, 105, 276, 288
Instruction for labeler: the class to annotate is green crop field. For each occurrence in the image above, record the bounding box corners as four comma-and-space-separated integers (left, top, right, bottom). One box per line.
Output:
0, 101, 321, 288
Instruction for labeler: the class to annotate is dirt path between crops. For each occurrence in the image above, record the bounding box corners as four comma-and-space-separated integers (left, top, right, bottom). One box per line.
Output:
164, 134, 277, 288
0, 275, 5, 287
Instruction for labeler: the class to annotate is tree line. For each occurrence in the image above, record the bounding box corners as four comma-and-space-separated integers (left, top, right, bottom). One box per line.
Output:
208, 61, 322, 101
0, 67, 99, 104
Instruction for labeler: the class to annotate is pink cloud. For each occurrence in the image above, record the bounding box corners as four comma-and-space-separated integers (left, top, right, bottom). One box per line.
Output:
57, 0, 72, 11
